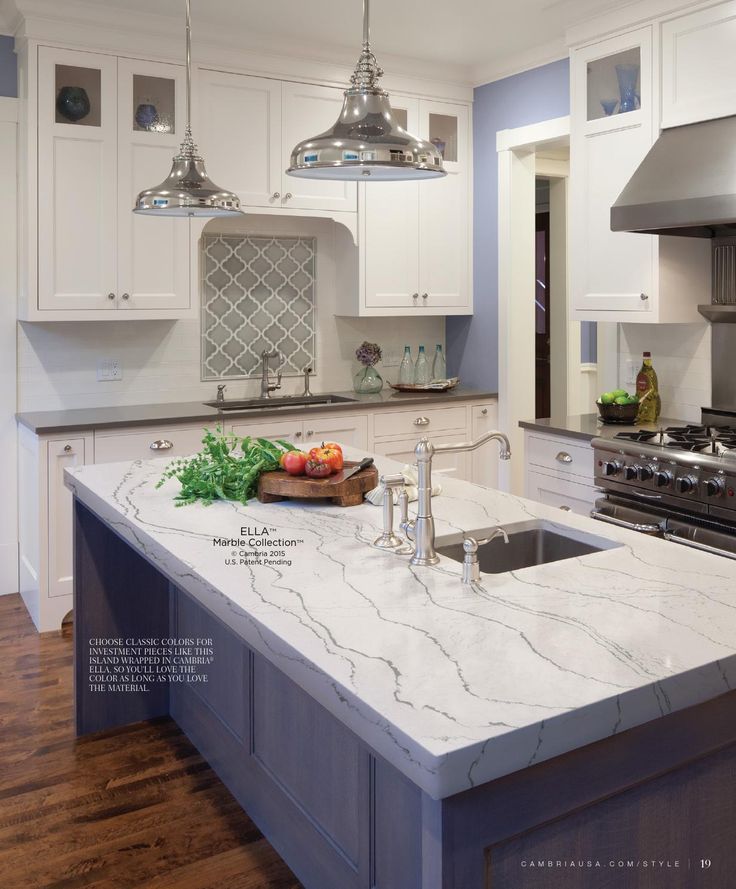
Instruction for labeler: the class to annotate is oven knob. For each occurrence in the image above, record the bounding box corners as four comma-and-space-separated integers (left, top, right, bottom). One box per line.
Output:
704, 477, 724, 497
675, 475, 697, 494
624, 465, 639, 481
602, 460, 623, 477
654, 469, 673, 488
637, 464, 655, 482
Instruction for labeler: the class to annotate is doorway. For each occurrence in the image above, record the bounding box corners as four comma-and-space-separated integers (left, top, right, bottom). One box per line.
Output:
535, 179, 551, 419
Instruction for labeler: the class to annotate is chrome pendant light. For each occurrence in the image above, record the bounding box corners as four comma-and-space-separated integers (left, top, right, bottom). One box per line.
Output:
287, 0, 446, 181
133, 0, 242, 216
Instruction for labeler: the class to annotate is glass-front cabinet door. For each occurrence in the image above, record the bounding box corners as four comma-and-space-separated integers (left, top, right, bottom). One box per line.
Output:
117, 57, 190, 311
37, 47, 118, 311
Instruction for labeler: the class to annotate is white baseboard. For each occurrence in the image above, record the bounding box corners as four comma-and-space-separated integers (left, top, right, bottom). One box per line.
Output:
0, 541, 19, 596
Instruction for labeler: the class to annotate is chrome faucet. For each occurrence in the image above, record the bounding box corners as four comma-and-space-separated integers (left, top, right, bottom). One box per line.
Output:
260, 350, 282, 398
462, 528, 509, 584
216, 383, 227, 404
302, 366, 313, 397
407, 431, 512, 567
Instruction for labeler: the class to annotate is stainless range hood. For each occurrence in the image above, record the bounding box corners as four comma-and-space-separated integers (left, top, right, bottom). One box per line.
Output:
611, 115, 736, 238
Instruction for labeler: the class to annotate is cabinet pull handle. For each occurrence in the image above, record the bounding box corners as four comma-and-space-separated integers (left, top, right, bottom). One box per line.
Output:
305, 429, 314, 437
481, 408, 488, 415
295, 431, 302, 438
107, 292, 116, 301
559, 505, 572, 511
556, 451, 573, 464
414, 416, 430, 427
150, 439, 174, 451
63, 444, 72, 453
121, 292, 130, 301
272, 191, 281, 200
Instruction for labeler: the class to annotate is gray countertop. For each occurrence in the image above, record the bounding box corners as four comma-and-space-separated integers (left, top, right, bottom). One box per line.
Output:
519, 413, 693, 443
16, 387, 497, 435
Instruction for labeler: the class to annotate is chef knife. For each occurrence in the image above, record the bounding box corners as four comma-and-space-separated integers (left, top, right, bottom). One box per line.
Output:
327, 456, 374, 484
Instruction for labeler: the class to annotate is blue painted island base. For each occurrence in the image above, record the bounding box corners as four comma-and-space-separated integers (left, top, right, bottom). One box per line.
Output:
74, 499, 736, 889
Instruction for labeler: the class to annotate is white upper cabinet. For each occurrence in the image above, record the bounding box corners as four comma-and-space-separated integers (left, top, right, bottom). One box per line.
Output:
117, 58, 189, 312
32, 47, 192, 319
38, 48, 118, 313
197, 70, 282, 208
570, 28, 710, 323
352, 98, 472, 317
661, 2, 736, 129
281, 81, 357, 213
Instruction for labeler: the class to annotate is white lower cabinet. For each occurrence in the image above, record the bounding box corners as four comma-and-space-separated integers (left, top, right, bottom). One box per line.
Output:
94, 424, 206, 463
523, 429, 599, 517
228, 414, 368, 451
18, 427, 93, 632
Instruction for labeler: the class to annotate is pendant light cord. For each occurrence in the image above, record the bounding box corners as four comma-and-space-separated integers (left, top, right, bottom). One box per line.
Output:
362, 0, 370, 50
180, 0, 197, 158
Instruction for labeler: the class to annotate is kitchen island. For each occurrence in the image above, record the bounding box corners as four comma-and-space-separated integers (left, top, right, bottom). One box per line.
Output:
66, 451, 736, 889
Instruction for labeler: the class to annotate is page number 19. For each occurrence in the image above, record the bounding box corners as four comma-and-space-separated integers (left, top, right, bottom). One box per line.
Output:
700, 859, 712, 869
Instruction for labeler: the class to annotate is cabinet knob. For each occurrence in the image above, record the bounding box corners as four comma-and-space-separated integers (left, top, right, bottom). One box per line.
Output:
559, 505, 572, 511
305, 429, 314, 437
63, 444, 72, 453
107, 292, 116, 301
481, 408, 488, 415
121, 292, 130, 301
421, 292, 428, 300
414, 416, 430, 427
556, 451, 573, 464
272, 191, 281, 200
150, 439, 174, 451
640, 293, 649, 301
295, 431, 302, 438
284, 192, 293, 201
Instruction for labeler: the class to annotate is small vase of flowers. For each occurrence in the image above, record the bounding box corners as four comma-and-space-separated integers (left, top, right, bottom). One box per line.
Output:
353, 341, 384, 394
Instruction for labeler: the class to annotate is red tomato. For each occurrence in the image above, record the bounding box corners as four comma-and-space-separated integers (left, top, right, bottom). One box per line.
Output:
322, 441, 343, 455
308, 445, 343, 473
282, 451, 308, 476
305, 458, 333, 479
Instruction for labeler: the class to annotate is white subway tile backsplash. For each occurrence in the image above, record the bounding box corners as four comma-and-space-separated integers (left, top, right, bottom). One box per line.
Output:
619, 323, 711, 423
18, 216, 445, 412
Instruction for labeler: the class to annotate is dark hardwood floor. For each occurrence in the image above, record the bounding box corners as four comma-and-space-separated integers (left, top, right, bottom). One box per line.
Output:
0, 594, 303, 889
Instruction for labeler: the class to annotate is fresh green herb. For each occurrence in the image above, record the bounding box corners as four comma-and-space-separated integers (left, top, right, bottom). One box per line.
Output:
155, 426, 295, 506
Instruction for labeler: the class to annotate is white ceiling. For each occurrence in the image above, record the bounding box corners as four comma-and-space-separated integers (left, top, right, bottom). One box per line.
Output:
2, 0, 647, 84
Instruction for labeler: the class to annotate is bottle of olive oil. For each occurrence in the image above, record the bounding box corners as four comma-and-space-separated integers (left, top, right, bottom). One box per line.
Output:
635, 351, 661, 423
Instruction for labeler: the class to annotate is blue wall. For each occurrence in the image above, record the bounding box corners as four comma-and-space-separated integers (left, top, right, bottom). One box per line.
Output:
0, 37, 17, 98
447, 58, 583, 391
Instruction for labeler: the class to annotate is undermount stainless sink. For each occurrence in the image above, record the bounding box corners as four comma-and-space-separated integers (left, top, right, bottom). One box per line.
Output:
436, 519, 621, 575
203, 394, 358, 411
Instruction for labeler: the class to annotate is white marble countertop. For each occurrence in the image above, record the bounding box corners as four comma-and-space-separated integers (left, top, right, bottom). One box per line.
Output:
65, 450, 736, 800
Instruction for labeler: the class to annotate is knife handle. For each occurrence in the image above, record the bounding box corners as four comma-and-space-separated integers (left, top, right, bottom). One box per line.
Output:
356, 457, 374, 472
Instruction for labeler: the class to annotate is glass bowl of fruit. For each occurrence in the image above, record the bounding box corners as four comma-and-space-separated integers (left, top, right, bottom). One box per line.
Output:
596, 389, 640, 423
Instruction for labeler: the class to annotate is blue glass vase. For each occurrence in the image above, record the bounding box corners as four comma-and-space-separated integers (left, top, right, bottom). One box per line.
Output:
615, 64, 640, 114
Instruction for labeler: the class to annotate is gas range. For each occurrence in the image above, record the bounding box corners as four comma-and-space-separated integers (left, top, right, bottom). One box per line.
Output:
591, 421, 736, 559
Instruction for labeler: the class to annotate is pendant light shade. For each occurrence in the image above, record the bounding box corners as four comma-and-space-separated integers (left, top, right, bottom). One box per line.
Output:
133, 0, 242, 217
287, 0, 446, 182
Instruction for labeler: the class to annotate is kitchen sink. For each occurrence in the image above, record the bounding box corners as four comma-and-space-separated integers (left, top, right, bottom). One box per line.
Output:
203, 394, 358, 411
436, 519, 621, 574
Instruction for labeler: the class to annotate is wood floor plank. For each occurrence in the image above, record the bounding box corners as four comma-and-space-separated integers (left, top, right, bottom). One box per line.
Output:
0, 595, 303, 889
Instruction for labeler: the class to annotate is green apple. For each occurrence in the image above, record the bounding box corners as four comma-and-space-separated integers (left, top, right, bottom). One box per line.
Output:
626, 395, 640, 404
612, 388, 628, 398
599, 392, 616, 405
614, 396, 629, 405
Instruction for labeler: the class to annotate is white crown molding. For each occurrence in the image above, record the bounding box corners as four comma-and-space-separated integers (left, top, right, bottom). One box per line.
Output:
10, 0, 474, 101
565, 0, 718, 46
472, 37, 568, 88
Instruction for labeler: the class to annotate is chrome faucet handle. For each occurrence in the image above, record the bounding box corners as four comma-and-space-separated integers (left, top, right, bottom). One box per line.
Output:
396, 488, 415, 555
461, 528, 509, 585
302, 366, 313, 396
373, 474, 406, 549
271, 371, 282, 392
216, 383, 227, 403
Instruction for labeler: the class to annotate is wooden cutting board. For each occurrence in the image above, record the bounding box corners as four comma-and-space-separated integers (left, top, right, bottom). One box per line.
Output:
257, 461, 379, 507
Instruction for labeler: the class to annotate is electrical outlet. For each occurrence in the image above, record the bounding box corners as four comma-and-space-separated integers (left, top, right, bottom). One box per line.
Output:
625, 360, 637, 386
97, 359, 123, 382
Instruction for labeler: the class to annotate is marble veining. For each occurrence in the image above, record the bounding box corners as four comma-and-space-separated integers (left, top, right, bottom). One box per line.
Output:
65, 450, 736, 799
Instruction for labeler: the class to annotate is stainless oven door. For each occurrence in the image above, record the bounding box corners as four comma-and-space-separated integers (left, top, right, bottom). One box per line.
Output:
663, 520, 736, 560
591, 498, 667, 535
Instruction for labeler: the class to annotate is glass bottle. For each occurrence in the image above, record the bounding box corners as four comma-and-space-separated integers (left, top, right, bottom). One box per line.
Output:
432, 344, 446, 381
635, 351, 661, 423
398, 346, 414, 385
414, 345, 431, 386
